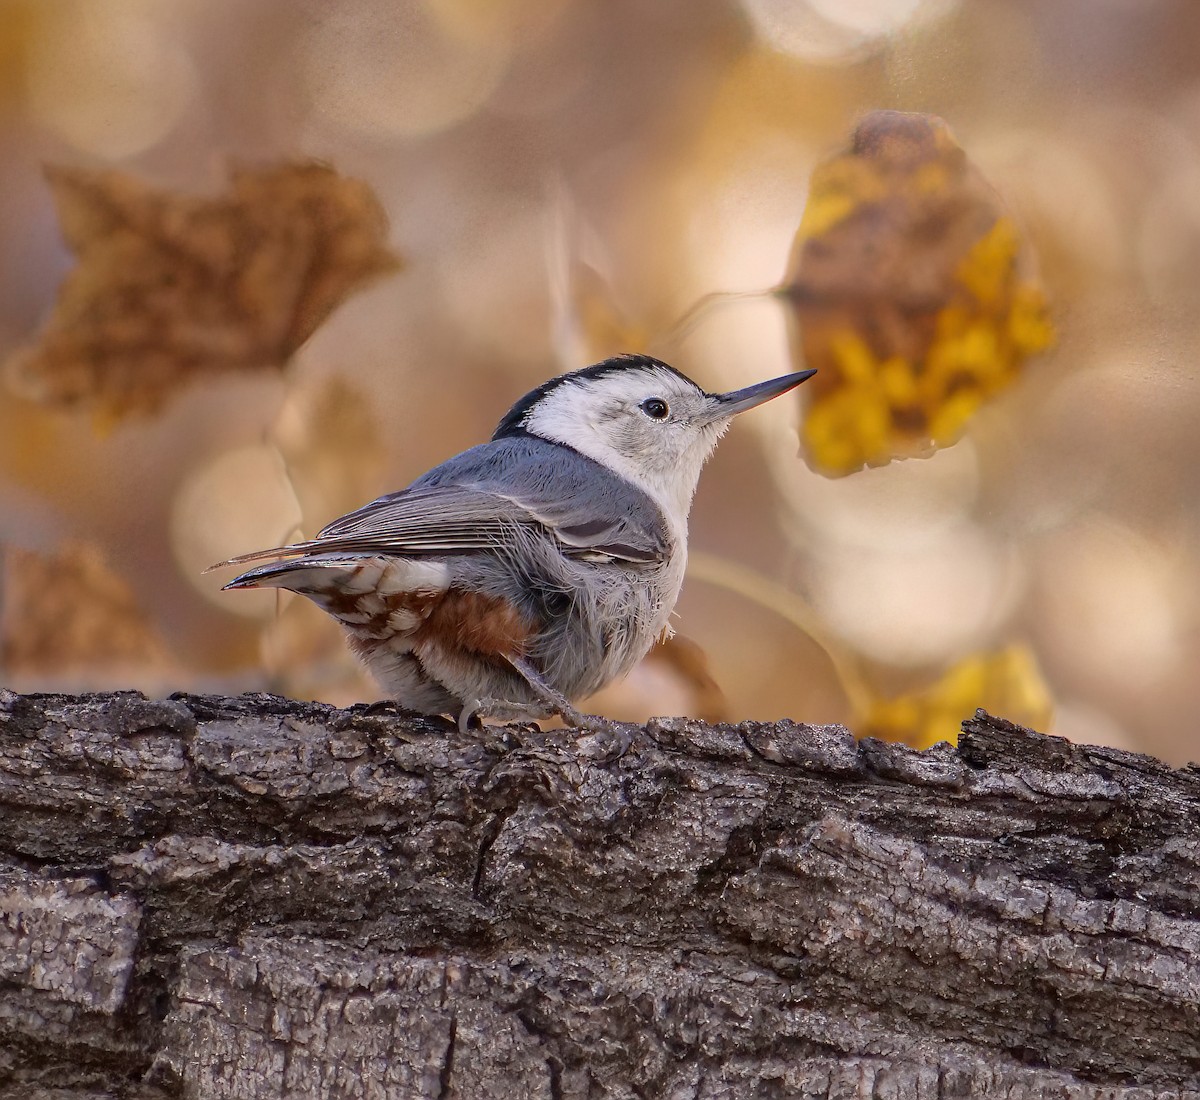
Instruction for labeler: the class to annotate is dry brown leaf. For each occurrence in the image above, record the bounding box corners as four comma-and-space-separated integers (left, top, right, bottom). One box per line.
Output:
1, 540, 169, 673
5, 162, 401, 418
781, 111, 1054, 476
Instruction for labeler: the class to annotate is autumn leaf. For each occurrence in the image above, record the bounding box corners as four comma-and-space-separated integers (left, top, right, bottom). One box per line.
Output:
1, 540, 170, 673
781, 111, 1054, 477
856, 644, 1053, 749
4, 162, 401, 419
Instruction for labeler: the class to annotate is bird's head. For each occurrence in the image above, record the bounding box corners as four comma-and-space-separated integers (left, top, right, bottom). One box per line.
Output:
494, 354, 815, 530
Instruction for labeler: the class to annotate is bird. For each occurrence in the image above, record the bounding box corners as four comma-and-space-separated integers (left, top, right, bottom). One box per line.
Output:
212, 354, 814, 733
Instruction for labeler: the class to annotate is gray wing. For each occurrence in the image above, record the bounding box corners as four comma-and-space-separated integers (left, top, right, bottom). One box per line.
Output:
317, 485, 666, 563
215, 438, 671, 568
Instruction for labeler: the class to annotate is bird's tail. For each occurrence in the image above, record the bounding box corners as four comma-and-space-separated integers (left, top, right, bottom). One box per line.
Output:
205, 538, 332, 575
217, 555, 357, 593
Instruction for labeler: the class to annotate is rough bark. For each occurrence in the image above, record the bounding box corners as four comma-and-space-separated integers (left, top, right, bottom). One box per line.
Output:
1, 688, 1199, 1099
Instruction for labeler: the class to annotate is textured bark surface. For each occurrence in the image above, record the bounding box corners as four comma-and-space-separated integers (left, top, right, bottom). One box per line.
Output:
1, 688, 1199, 1099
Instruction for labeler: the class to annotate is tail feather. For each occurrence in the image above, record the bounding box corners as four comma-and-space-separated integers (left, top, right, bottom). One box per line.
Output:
221, 557, 354, 592
205, 540, 328, 574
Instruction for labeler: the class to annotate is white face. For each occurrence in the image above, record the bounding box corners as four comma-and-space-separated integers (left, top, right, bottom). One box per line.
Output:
520, 365, 729, 532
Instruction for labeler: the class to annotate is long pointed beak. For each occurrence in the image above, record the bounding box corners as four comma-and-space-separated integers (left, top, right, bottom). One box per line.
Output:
700, 368, 816, 424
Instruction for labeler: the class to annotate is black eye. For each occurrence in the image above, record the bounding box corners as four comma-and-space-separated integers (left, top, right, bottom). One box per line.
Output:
641, 398, 669, 420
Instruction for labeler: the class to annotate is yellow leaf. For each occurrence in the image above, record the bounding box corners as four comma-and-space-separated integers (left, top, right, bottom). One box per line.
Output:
780, 111, 1054, 477
856, 644, 1054, 749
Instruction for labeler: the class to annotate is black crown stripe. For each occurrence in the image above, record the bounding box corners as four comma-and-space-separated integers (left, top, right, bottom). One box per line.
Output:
492, 354, 702, 441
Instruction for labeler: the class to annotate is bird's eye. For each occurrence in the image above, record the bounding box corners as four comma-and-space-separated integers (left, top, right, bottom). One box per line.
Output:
641, 398, 669, 420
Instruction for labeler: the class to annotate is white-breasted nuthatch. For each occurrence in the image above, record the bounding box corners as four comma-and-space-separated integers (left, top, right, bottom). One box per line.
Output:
213, 354, 814, 731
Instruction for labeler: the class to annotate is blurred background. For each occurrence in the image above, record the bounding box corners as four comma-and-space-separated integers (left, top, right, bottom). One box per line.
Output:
1, 0, 1198, 762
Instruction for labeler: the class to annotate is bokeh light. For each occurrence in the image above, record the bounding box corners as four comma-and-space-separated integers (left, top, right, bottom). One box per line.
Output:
741, 0, 958, 64
779, 440, 980, 552
301, 0, 512, 140
25, 0, 198, 159
810, 520, 1023, 667
1035, 516, 1188, 693
170, 444, 302, 619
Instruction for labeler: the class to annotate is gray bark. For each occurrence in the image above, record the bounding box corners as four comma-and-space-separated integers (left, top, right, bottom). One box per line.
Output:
1, 688, 1199, 1099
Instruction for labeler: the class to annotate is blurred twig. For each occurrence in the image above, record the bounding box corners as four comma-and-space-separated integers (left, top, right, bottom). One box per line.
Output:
687, 548, 872, 717
650, 288, 776, 357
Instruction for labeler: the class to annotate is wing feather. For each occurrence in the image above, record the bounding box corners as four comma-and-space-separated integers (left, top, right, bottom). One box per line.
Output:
212, 481, 668, 570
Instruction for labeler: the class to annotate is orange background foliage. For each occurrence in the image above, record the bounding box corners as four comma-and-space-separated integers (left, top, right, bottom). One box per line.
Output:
0, 0, 1197, 761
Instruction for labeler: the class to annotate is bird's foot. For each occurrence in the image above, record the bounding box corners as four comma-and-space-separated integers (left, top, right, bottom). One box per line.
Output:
504, 656, 631, 742
463, 686, 636, 762
571, 720, 637, 762
459, 697, 545, 735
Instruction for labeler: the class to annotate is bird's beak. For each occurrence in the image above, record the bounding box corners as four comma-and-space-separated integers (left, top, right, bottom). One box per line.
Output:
700, 368, 816, 424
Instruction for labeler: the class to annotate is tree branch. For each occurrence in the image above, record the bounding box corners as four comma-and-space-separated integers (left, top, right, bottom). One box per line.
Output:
1, 689, 1198, 1098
